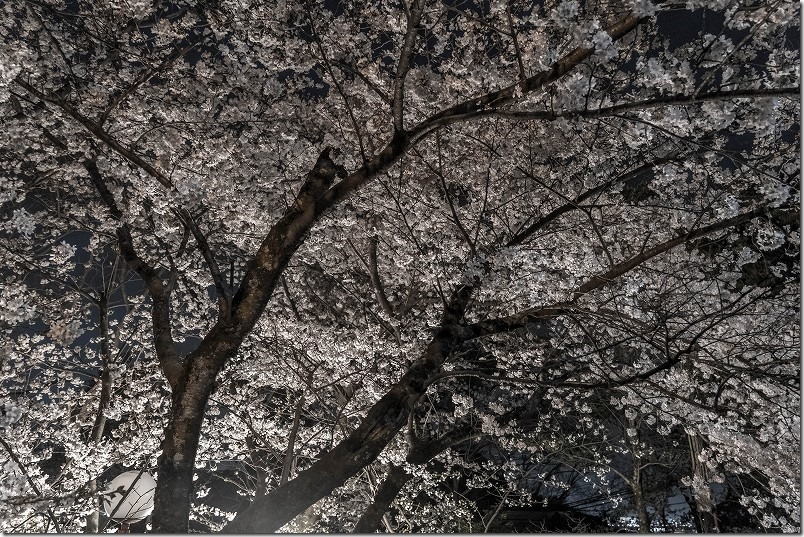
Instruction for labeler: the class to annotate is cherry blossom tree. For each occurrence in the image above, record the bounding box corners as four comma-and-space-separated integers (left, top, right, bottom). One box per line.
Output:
0, 0, 798, 532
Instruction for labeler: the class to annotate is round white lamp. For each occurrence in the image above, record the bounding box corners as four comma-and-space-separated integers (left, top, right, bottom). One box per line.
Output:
102, 470, 157, 529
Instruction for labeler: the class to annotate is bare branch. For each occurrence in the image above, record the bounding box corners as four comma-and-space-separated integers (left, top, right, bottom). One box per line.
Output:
407, 13, 645, 141
505, 1, 527, 84
508, 154, 681, 246
484, 87, 800, 122
368, 237, 401, 343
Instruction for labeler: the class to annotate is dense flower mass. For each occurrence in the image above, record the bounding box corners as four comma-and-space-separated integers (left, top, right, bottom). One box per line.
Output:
0, 0, 799, 533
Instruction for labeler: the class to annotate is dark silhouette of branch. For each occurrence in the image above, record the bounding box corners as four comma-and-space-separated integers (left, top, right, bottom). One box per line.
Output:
508, 153, 681, 246
175, 208, 232, 321
485, 87, 799, 122
406, 14, 645, 142
461, 206, 770, 340
392, 0, 426, 132
0, 437, 62, 533
116, 226, 183, 388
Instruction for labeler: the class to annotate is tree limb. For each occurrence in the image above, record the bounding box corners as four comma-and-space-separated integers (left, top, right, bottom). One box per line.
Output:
116, 226, 183, 388
175, 208, 232, 321
223, 284, 476, 532
484, 87, 800, 122
393, 0, 427, 132
406, 14, 645, 142
461, 206, 769, 340
368, 236, 401, 343
508, 153, 681, 246
352, 464, 412, 533
353, 423, 479, 533
0, 436, 62, 533
14, 79, 175, 190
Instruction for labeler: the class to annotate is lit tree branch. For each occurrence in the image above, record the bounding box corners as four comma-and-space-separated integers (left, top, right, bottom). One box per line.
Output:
174, 207, 232, 321
14, 79, 175, 190
484, 87, 800, 122
460, 206, 771, 340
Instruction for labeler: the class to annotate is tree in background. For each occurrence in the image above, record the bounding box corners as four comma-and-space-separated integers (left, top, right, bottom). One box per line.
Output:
0, 0, 798, 532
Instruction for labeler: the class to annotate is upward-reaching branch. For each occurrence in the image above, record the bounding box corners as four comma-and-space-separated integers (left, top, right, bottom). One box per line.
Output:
0, 437, 63, 533
83, 159, 183, 388
393, 0, 427, 132
406, 14, 645, 141
116, 226, 183, 388
352, 423, 477, 533
460, 206, 771, 340
508, 153, 682, 246
175, 208, 232, 321
368, 237, 401, 343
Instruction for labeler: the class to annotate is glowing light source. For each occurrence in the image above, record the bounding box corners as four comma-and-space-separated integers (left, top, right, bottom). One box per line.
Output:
102, 470, 156, 524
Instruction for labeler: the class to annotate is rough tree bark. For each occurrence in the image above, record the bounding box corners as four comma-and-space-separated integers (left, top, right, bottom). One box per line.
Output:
149, 132, 418, 532
220, 204, 771, 532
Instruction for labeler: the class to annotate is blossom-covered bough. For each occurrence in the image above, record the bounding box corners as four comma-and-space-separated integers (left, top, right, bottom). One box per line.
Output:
0, 0, 798, 533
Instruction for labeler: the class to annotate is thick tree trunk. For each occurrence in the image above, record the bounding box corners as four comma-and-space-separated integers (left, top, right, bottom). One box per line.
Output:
150, 329, 238, 532
630, 437, 650, 532
633, 474, 650, 533
149, 134, 414, 533
150, 393, 208, 533
687, 434, 718, 533
140, 14, 648, 531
